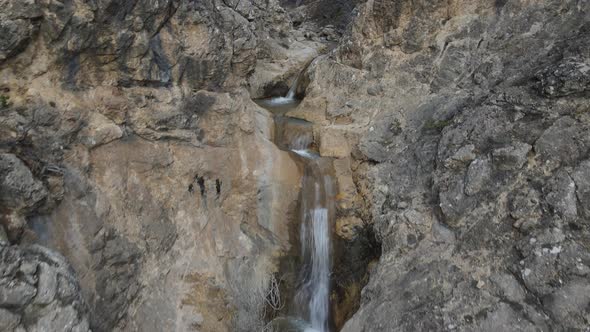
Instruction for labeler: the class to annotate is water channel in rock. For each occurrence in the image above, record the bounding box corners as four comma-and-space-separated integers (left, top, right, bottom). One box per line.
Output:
256, 76, 336, 332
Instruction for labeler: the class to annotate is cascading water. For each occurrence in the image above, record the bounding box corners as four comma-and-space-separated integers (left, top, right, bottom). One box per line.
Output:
255, 72, 335, 332
294, 164, 333, 332
262, 72, 301, 106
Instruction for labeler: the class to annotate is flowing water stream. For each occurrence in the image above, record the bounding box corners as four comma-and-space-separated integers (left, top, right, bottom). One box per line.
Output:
256, 76, 335, 332
294, 161, 334, 332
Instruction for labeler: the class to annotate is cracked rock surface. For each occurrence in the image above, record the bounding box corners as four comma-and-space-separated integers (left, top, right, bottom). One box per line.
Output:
0, 242, 90, 332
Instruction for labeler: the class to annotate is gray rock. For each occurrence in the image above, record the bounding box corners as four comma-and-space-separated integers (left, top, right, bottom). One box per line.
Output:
336, 1, 590, 331
28, 304, 84, 332
0, 0, 41, 61
489, 273, 526, 302
0, 280, 36, 307
0, 154, 48, 212
492, 142, 531, 170
509, 188, 542, 220
464, 157, 492, 196
543, 279, 590, 327
439, 177, 469, 224
475, 302, 537, 332
509, 188, 542, 231
444, 144, 476, 169
536, 57, 590, 98
0, 227, 7, 245
0, 244, 89, 331
56, 274, 78, 304
71, 317, 90, 332
0, 0, 42, 20
535, 117, 590, 170
572, 160, 590, 218
359, 113, 403, 162
34, 263, 57, 305
544, 170, 578, 221
0, 19, 34, 62
367, 84, 384, 96
90, 229, 141, 331
0, 308, 20, 330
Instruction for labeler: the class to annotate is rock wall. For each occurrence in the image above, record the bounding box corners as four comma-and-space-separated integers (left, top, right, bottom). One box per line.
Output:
0, 0, 314, 331
287, 0, 590, 330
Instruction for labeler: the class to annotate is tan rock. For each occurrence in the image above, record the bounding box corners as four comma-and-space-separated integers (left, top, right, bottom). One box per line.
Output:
333, 157, 360, 212
78, 112, 123, 149
319, 128, 351, 158
248, 39, 326, 99
336, 216, 364, 240
39, 91, 302, 332
286, 96, 329, 124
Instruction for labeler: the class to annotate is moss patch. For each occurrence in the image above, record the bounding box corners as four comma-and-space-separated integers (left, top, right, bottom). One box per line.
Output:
0, 95, 9, 108
424, 119, 451, 131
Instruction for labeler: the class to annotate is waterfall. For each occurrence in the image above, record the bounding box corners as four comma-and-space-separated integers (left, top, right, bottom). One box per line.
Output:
286, 73, 301, 100
258, 73, 301, 107
294, 155, 333, 332
306, 207, 331, 331
255, 67, 334, 332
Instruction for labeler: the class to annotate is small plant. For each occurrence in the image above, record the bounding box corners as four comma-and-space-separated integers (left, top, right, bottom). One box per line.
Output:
0, 95, 9, 108
574, 107, 589, 118
424, 119, 451, 131
387, 118, 402, 135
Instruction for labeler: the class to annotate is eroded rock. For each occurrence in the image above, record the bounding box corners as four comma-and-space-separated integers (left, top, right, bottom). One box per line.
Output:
0, 243, 90, 332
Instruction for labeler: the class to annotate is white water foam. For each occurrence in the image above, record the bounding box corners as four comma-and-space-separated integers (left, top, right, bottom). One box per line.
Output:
292, 149, 317, 159
263, 73, 301, 106
265, 96, 297, 106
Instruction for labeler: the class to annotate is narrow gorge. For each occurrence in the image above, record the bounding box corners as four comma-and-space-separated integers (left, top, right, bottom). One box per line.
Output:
1, 0, 589, 331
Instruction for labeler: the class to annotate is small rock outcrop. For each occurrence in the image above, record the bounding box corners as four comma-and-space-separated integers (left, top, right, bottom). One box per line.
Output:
0, 154, 48, 241
0, 242, 90, 331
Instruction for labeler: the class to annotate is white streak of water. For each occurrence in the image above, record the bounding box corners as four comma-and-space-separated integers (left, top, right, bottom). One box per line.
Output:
286, 73, 301, 99
262, 72, 301, 106
308, 207, 330, 331
294, 170, 331, 332
265, 96, 297, 106
292, 149, 317, 159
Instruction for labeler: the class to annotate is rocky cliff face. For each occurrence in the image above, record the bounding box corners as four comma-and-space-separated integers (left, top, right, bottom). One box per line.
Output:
1, 0, 589, 331
299, 0, 590, 330
0, 0, 314, 331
